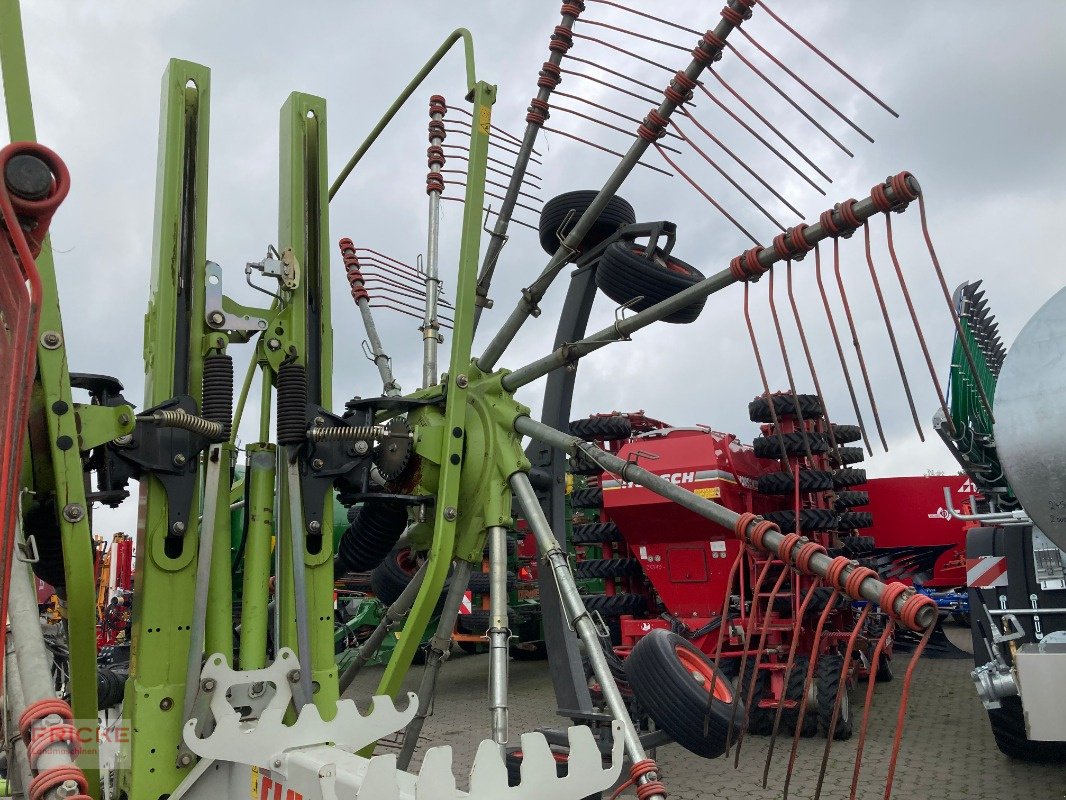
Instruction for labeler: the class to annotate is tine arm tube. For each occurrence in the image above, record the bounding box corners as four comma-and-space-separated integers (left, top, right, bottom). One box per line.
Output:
514, 415, 937, 630
285, 450, 315, 710
488, 525, 510, 746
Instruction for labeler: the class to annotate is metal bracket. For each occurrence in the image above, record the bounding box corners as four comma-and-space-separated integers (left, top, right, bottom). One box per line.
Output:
205, 261, 270, 332
73, 402, 135, 451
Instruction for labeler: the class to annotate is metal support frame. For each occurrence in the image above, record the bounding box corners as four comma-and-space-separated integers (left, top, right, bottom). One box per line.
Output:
487, 524, 510, 746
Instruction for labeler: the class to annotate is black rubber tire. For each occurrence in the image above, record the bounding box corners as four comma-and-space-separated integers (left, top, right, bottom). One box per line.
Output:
335, 499, 409, 574
841, 535, 876, 555
481, 537, 519, 559
833, 491, 869, 510
571, 521, 624, 545
749, 393, 824, 423
370, 546, 451, 609
803, 586, 847, 615
569, 415, 632, 442
985, 696, 1066, 762
504, 746, 601, 799
830, 424, 863, 444
569, 451, 602, 476
97, 666, 127, 709
832, 468, 868, 488
782, 656, 818, 737
25, 500, 68, 588
738, 661, 775, 735
625, 629, 740, 758
582, 593, 647, 616
752, 431, 830, 458
468, 570, 517, 594
762, 508, 838, 533
456, 607, 528, 635
538, 190, 636, 260
575, 558, 643, 580
875, 651, 895, 683
815, 654, 853, 740
757, 469, 835, 495
596, 242, 707, 325
828, 446, 865, 467
836, 512, 873, 531
570, 487, 604, 509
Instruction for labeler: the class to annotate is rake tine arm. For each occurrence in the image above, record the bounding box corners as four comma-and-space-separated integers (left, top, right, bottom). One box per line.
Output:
745, 282, 795, 470
725, 557, 777, 756
850, 620, 896, 799
478, 0, 757, 372
339, 239, 402, 395
767, 269, 815, 461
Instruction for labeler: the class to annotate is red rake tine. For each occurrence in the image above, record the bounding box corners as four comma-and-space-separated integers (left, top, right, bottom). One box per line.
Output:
705, 547, 745, 736
782, 590, 839, 800
441, 170, 543, 205
553, 89, 685, 141
551, 102, 685, 153
559, 65, 665, 106
444, 123, 545, 164
545, 127, 673, 176
572, 32, 684, 76
883, 623, 935, 800
762, 577, 821, 788
439, 197, 540, 232
744, 282, 795, 469
767, 267, 815, 461
786, 260, 843, 461
576, 17, 691, 53
586, 0, 702, 38
814, 243, 873, 455
733, 564, 792, 767
850, 619, 895, 800
451, 105, 540, 153
709, 70, 833, 183
884, 213, 954, 435
655, 145, 758, 244
813, 604, 871, 800
669, 120, 787, 231
862, 220, 924, 440
833, 236, 889, 452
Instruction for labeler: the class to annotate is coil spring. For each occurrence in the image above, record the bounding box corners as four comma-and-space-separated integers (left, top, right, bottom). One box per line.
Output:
201, 353, 234, 441
307, 424, 390, 443
138, 409, 225, 440
276, 362, 308, 446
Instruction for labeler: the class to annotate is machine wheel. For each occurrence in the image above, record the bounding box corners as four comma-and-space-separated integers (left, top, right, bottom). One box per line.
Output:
370, 546, 451, 609
575, 558, 643, 580
762, 508, 838, 533
625, 629, 740, 758
832, 468, 868, 488
582, 593, 647, 616
782, 656, 818, 737
803, 585, 846, 614
569, 415, 632, 441
830, 424, 863, 444
538, 189, 636, 259
757, 469, 835, 495
748, 393, 824, 423
570, 487, 604, 509
571, 521, 623, 544
815, 654, 853, 740
468, 570, 517, 594
596, 242, 707, 324
456, 607, 528, 635
827, 446, 865, 466
569, 451, 603, 476
875, 651, 894, 683
836, 513, 874, 531
986, 696, 1066, 762
841, 534, 875, 555
752, 431, 829, 458
833, 491, 869, 510
504, 746, 601, 799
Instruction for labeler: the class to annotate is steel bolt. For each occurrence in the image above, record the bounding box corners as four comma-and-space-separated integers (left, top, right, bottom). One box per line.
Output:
287, 669, 301, 683
201, 678, 216, 693
160, 697, 173, 711
313, 416, 326, 427
118, 412, 131, 426
443, 507, 457, 522
114, 434, 133, 446
59, 779, 80, 797
455, 374, 469, 388
267, 338, 282, 351
311, 458, 324, 470
353, 440, 369, 455
171, 521, 186, 535
208, 311, 225, 327
308, 520, 322, 534
179, 754, 193, 767
40, 330, 62, 349
61, 504, 84, 523
273, 758, 283, 768
173, 453, 187, 467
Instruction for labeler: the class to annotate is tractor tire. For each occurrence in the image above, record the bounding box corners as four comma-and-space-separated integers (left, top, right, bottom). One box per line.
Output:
335, 499, 409, 574
570, 487, 604, 509
830, 424, 863, 444
985, 696, 1066, 762
625, 629, 740, 758
569, 415, 632, 442
582, 593, 647, 616
538, 190, 636, 260
748, 393, 824, 423
596, 242, 707, 325
575, 558, 643, 580
757, 469, 835, 495
832, 468, 868, 488
569, 451, 603, 476
571, 521, 624, 545
752, 431, 830, 459
370, 546, 451, 610
467, 570, 517, 595
762, 508, 839, 533
782, 656, 818, 737
875, 651, 895, 683
97, 666, 127, 709
24, 500, 69, 589
481, 537, 519, 559
504, 746, 601, 799
841, 535, 876, 555
828, 446, 865, 467
836, 512, 874, 531
738, 661, 775, 735
833, 491, 869, 510
457, 607, 528, 635
803, 586, 847, 615
815, 654, 853, 740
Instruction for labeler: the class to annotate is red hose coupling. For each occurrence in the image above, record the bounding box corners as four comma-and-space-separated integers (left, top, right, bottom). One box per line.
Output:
0, 142, 71, 257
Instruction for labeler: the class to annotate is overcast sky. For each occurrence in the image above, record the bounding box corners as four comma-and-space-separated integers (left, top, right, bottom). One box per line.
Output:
5, 1, 1065, 537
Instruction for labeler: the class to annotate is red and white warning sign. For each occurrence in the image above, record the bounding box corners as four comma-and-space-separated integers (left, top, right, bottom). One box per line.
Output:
966, 556, 1008, 588
459, 590, 473, 616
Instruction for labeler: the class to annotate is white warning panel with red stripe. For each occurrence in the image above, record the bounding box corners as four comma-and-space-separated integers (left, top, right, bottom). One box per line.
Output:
967, 556, 1009, 588
459, 590, 473, 615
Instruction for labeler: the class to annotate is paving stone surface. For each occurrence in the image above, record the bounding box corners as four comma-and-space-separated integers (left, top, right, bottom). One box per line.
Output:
345, 627, 1066, 799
